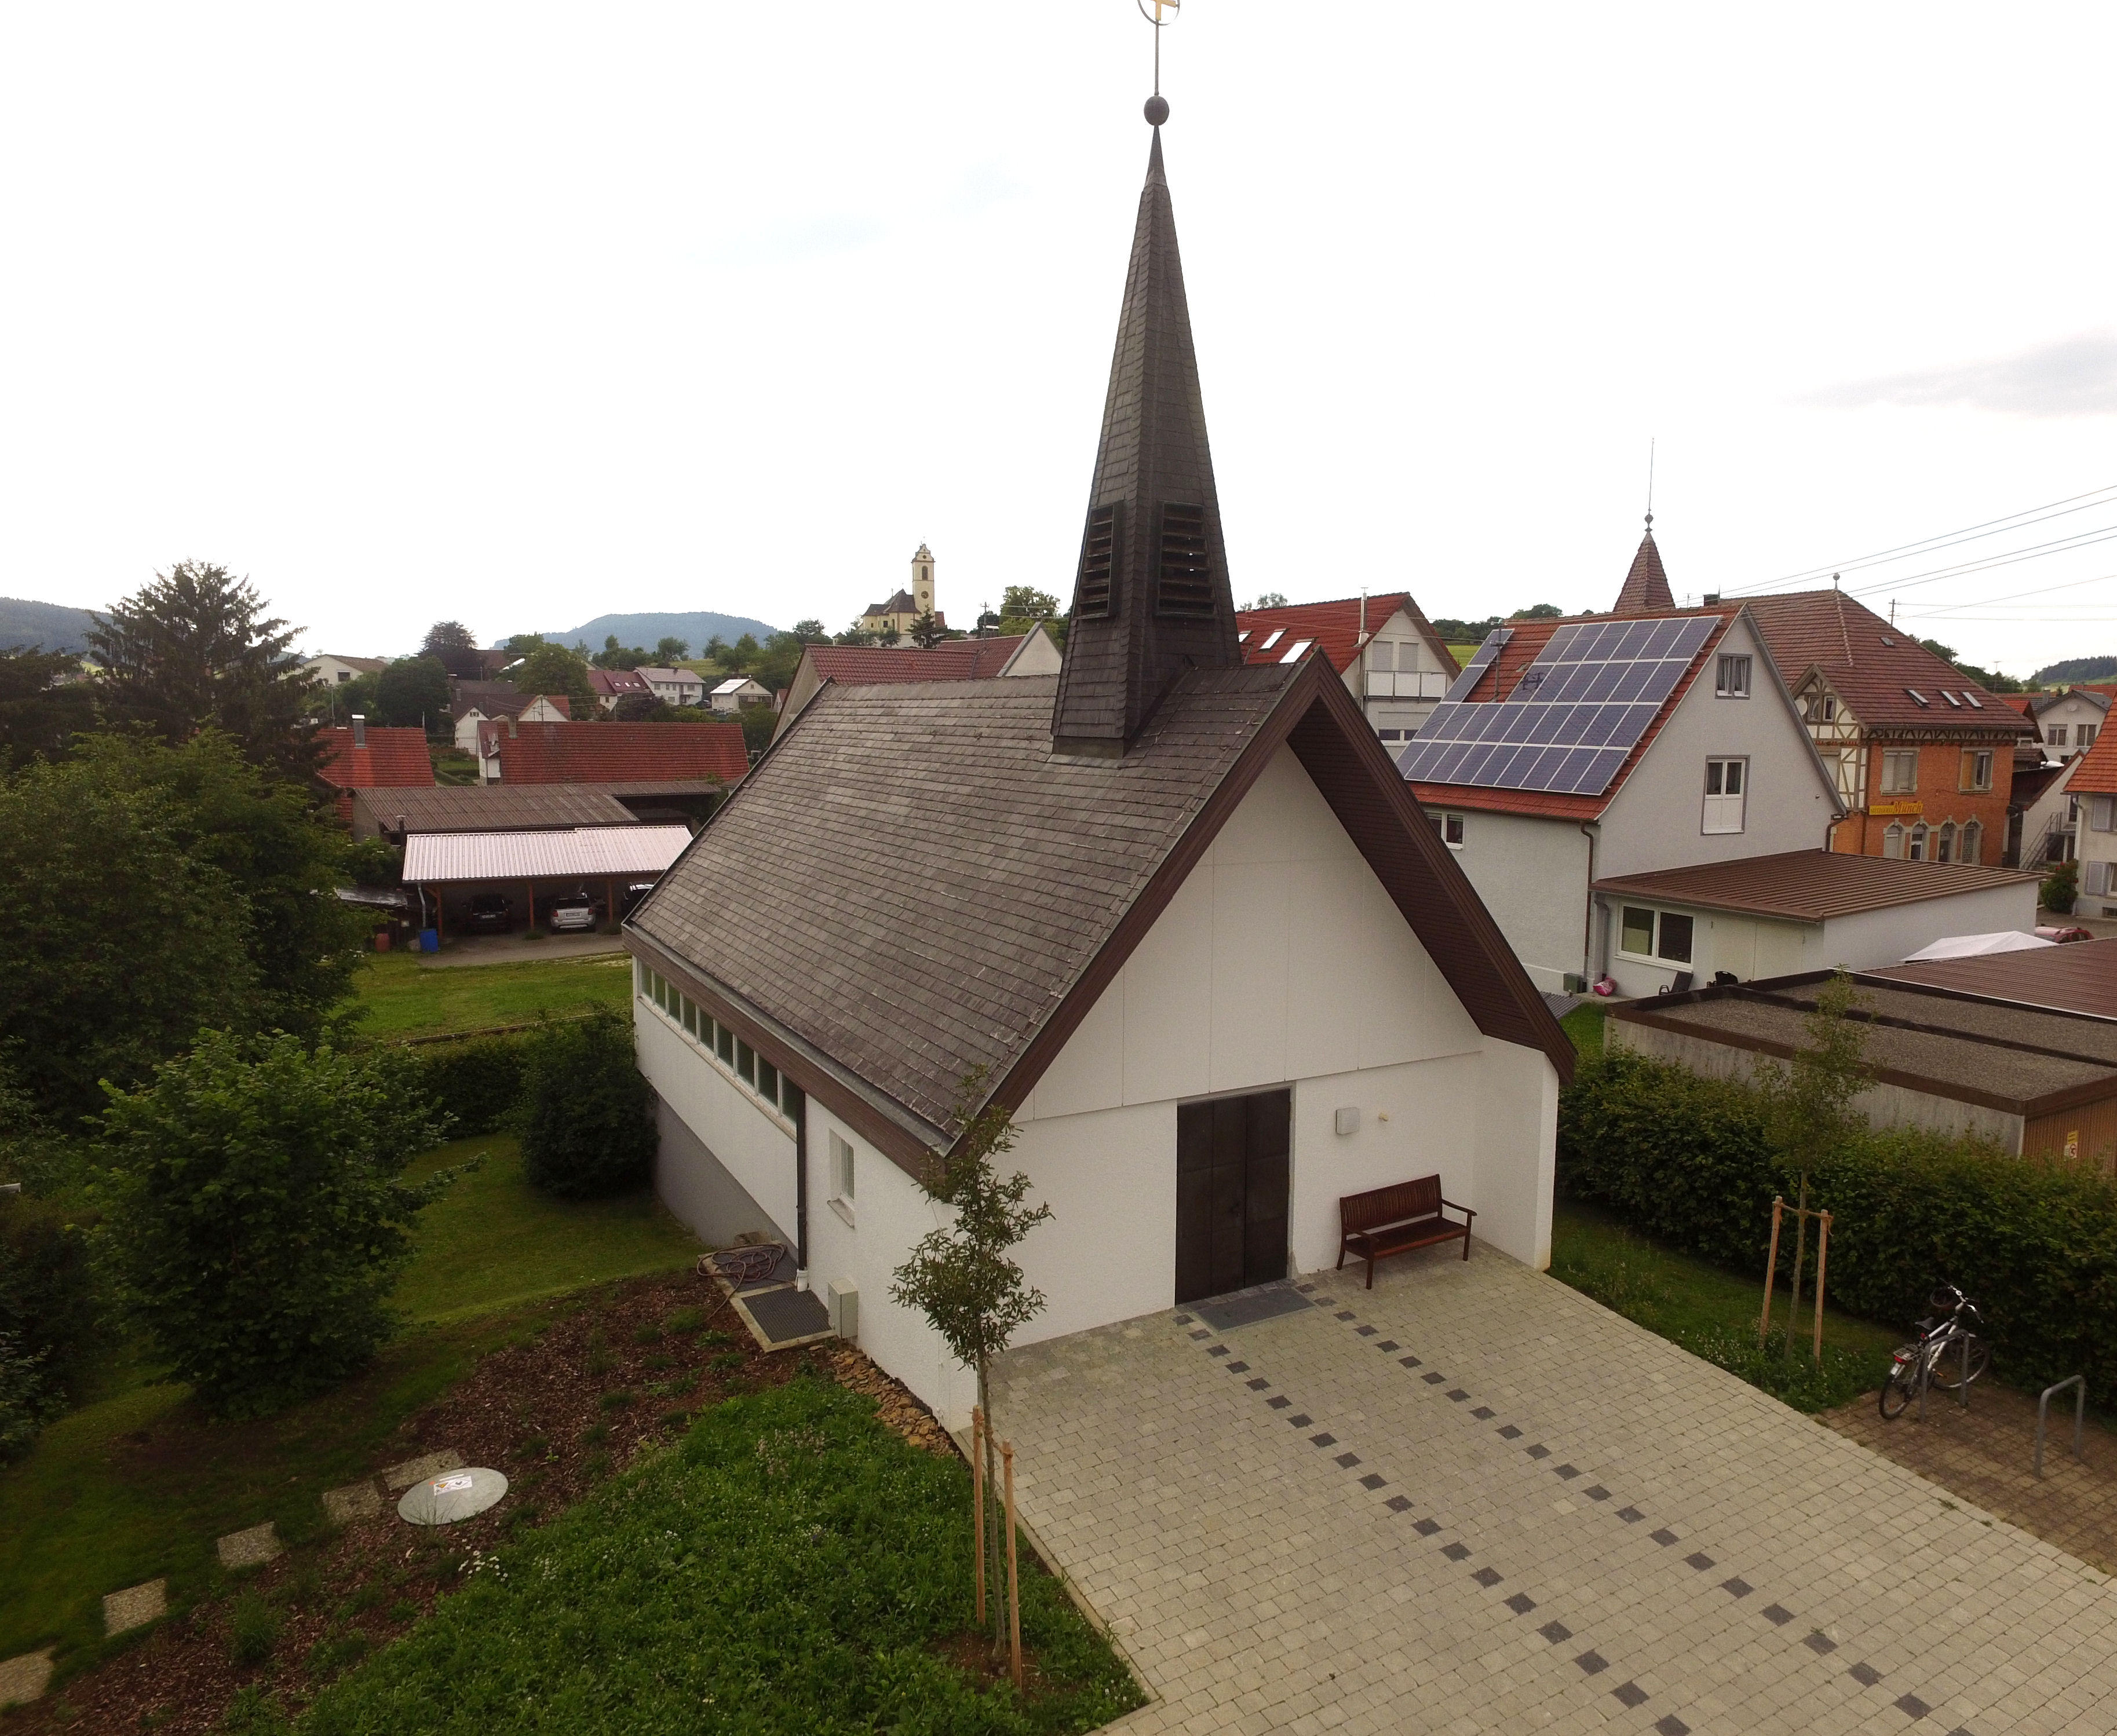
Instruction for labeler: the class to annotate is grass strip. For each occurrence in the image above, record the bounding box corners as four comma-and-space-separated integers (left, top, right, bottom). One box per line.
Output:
304, 1377, 1144, 1735
349, 953, 633, 1041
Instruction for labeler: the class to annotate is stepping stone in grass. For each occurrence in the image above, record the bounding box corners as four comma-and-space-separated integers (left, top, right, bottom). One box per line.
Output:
382, 1450, 464, 1493
217, 1522, 282, 1569
0, 1648, 55, 1710
103, 1579, 166, 1636
323, 1481, 384, 1525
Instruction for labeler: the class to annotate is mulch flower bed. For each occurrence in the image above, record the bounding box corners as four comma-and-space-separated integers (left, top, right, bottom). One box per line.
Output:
13, 1269, 956, 1734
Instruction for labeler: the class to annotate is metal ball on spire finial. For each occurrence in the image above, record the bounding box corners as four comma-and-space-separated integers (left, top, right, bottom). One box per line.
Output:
1644, 511, 1654, 531
1144, 93, 1169, 126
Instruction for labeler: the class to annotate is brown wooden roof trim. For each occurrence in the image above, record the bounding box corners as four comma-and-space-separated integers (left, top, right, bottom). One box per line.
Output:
980, 653, 1574, 1130
1611, 1002, 2117, 1119
625, 930, 941, 1180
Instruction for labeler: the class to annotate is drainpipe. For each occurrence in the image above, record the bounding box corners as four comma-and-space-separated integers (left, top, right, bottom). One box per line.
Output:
1578, 822, 1600, 987
793, 1092, 810, 1293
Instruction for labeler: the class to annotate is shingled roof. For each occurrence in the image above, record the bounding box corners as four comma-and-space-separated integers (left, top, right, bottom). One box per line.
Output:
629, 660, 1571, 1171
805, 636, 1033, 684
494, 721, 748, 785
1611, 524, 1675, 615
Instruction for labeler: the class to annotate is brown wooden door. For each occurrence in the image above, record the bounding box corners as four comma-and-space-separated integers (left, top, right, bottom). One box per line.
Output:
1175, 1090, 1290, 1304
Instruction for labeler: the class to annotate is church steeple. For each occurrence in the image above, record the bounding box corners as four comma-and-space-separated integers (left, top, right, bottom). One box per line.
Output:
1611, 515, 1676, 615
1050, 110, 1239, 756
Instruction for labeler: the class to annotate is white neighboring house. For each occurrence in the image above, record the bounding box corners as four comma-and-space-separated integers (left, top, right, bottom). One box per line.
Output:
2028, 689, 2109, 761
637, 667, 705, 708
623, 121, 1572, 1431
708, 677, 772, 713
450, 687, 570, 757
2065, 728, 2117, 912
1401, 589, 1846, 995
303, 653, 387, 687
1233, 594, 1461, 744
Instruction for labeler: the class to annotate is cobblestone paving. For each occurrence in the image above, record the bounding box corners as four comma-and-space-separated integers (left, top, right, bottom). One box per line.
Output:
992, 1247, 2117, 1735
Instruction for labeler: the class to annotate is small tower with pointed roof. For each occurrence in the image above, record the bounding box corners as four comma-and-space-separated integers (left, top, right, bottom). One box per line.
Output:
1049, 109, 1240, 756
1611, 516, 1676, 615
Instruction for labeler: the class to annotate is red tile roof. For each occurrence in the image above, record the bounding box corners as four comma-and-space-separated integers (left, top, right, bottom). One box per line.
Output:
1735, 590, 2028, 736
2067, 721, 2117, 794
1234, 594, 1457, 677
806, 637, 1032, 684
316, 726, 435, 791
1407, 612, 1733, 821
586, 668, 653, 698
494, 722, 747, 785
1611, 530, 1675, 615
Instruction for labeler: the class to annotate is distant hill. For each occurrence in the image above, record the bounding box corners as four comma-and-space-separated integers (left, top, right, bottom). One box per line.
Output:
2035, 655, 2117, 686
505, 610, 783, 653
0, 597, 97, 654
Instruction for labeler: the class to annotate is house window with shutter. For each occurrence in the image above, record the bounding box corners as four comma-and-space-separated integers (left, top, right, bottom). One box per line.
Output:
1961, 750, 1994, 792
1883, 823, 1906, 858
1154, 503, 1215, 616
2050, 725, 2071, 747
2085, 859, 2114, 898
1961, 820, 1983, 864
1702, 758, 1747, 834
1882, 750, 1919, 794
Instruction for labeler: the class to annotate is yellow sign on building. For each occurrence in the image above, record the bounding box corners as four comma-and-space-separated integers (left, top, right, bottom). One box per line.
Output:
1868, 801, 1923, 817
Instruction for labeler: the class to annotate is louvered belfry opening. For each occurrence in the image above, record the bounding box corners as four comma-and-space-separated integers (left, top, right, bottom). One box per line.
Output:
1075, 502, 1120, 619
1155, 502, 1213, 616
1050, 125, 1239, 756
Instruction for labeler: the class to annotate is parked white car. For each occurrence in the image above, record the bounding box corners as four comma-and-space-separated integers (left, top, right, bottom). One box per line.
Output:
546, 893, 600, 933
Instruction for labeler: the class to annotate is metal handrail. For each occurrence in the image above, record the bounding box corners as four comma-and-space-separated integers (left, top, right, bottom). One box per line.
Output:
2036, 1376, 2086, 1478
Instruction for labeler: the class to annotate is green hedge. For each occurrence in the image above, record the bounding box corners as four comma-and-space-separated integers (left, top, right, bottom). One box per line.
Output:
403, 1031, 532, 1135
1560, 1047, 2117, 1397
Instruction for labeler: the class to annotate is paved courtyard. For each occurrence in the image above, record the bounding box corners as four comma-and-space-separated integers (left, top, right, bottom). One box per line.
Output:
992, 1246, 2117, 1735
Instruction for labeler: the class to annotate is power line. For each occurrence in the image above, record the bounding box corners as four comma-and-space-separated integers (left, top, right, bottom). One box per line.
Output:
1835, 524, 2117, 600
1717, 481, 2117, 598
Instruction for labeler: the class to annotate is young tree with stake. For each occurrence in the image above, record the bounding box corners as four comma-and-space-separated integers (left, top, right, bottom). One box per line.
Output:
890, 1072, 1052, 1653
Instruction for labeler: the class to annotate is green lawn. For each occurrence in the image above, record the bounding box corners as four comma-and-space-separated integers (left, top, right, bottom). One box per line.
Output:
1561, 1002, 1605, 1061
349, 952, 634, 1041
0, 1136, 699, 1665
1549, 1197, 1900, 1410
302, 1379, 1143, 1736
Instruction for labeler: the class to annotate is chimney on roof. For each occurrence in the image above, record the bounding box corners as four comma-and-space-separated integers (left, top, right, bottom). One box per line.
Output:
351, 714, 367, 747
1049, 106, 1239, 757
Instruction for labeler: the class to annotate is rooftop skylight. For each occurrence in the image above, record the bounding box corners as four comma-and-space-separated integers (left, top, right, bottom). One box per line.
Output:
1906, 688, 1929, 706
1260, 629, 1283, 650
1279, 638, 1313, 664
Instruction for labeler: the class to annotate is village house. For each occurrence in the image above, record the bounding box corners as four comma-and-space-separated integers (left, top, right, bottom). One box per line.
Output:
707, 676, 772, 712
1235, 594, 1459, 743
475, 718, 749, 817
586, 667, 654, 712
302, 652, 388, 688
314, 714, 433, 823
856, 545, 943, 644
624, 118, 1571, 1430
2022, 687, 2109, 761
2061, 724, 2117, 911
771, 627, 1064, 740
636, 666, 706, 708
447, 681, 571, 754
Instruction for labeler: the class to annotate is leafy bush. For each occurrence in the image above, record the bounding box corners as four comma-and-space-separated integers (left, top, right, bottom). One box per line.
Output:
2043, 860, 2078, 915
98, 1033, 457, 1418
302, 1377, 1143, 1736
0, 1193, 100, 1408
517, 1010, 656, 1200
0, 1332, 52, 1461
343, 838, 404, 889
406, 1032, 530, 1135
1560, 1047, 2117, 1397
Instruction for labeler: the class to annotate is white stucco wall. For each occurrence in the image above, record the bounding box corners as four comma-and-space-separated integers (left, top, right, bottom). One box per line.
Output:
1595, 616, 1839, 879
1821, 882, 2039, 966
646, 744, 1563, 1429
635, 1006, 799, 1244
1428, 807, 1592, 992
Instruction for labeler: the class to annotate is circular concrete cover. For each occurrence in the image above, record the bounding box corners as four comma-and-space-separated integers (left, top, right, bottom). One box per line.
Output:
397, 1467, 508, 1526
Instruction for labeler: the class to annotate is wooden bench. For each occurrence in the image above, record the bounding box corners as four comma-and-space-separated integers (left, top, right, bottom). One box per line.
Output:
1336, 1176, 1474, 1288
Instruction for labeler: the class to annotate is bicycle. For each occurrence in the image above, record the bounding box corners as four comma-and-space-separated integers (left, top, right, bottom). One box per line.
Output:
1879, 1284, 1990, 1420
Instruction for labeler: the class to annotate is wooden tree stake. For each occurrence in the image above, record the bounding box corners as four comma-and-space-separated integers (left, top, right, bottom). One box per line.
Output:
1760, 1196, 1784, 1344
1003, 1439, 1023, 1689
1812, 1211, 1833, 1365
972, 1406, 986, 1625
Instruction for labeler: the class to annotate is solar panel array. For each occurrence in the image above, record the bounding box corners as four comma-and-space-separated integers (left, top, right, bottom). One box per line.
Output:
1396, 616, 1721, 798
1439, 627, 1511, 703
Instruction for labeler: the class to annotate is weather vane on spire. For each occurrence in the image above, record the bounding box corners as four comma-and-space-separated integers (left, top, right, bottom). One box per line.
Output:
1137, 0, 1178, 126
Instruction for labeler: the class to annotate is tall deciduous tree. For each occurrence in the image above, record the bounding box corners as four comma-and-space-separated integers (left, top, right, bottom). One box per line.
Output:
891, 1075, 1052, 1650
98, 1032, 455, 1417
374, 655, 452, 734
87, 561, 321, 781
419, 620, 487, 679
0, 647, 97, 770
510, 642, 596, 710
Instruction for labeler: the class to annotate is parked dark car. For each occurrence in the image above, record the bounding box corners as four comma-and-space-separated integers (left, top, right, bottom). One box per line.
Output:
620, 881, 657, 917
466, 892, 513, 933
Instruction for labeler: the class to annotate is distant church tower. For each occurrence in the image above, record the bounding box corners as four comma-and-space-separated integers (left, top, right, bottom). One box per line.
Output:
911, 544, 935, 617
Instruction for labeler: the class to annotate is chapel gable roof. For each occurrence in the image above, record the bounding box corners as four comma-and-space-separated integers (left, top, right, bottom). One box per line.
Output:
630, 660, 1571, 1171
805, 636, 1032, 684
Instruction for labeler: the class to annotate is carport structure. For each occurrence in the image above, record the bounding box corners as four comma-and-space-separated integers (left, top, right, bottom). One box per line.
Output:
406, 825, 692, 940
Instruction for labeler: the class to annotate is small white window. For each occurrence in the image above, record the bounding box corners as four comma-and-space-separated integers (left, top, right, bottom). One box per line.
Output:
1441, 812, 1465, 848
1279, 638, 1313, 663
1906, 688, 1929, 708
2092, 795, 2117, 834
1960, 820, 1983, 865
1936, 821, 1955, 863
1620, 906, 1656, 957
1235, 630, 1250, 644
2083, 724, 2100, 748
1961, 750, 1993, 792
1703, 757, 1747, 834
829, 1130, 856, 1221
1260, 629, 1284, 650
1883, 823, 1906, 858
1907, 824, 1929, 861
1368, 641, 1395, 671
1716, 655, 1752, 698
2050, 724, 2071, 747
2086, 859, 2114, 898
1882, 750, 1919, 795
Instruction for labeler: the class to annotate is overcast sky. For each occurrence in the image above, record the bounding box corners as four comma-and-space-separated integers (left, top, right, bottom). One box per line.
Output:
4, 4, 2115, 678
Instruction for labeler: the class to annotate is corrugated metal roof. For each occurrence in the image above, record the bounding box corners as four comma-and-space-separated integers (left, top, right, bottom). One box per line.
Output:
1593, 849, 2041, 922
405, 826, 692, 883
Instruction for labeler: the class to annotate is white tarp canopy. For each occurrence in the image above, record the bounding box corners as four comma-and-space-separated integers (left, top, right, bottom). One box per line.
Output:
404, 825, 692, 885
1901, 930, 2057, 963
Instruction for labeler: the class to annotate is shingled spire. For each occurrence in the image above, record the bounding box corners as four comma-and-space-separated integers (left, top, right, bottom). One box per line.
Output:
1611, 516, 1676, 615
1050, 116, 1240, 756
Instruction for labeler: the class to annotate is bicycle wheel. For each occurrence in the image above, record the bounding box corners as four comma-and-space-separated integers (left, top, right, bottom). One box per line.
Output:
1928, 1335, 1990, 1390
1879, 1355, 1918, 1419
